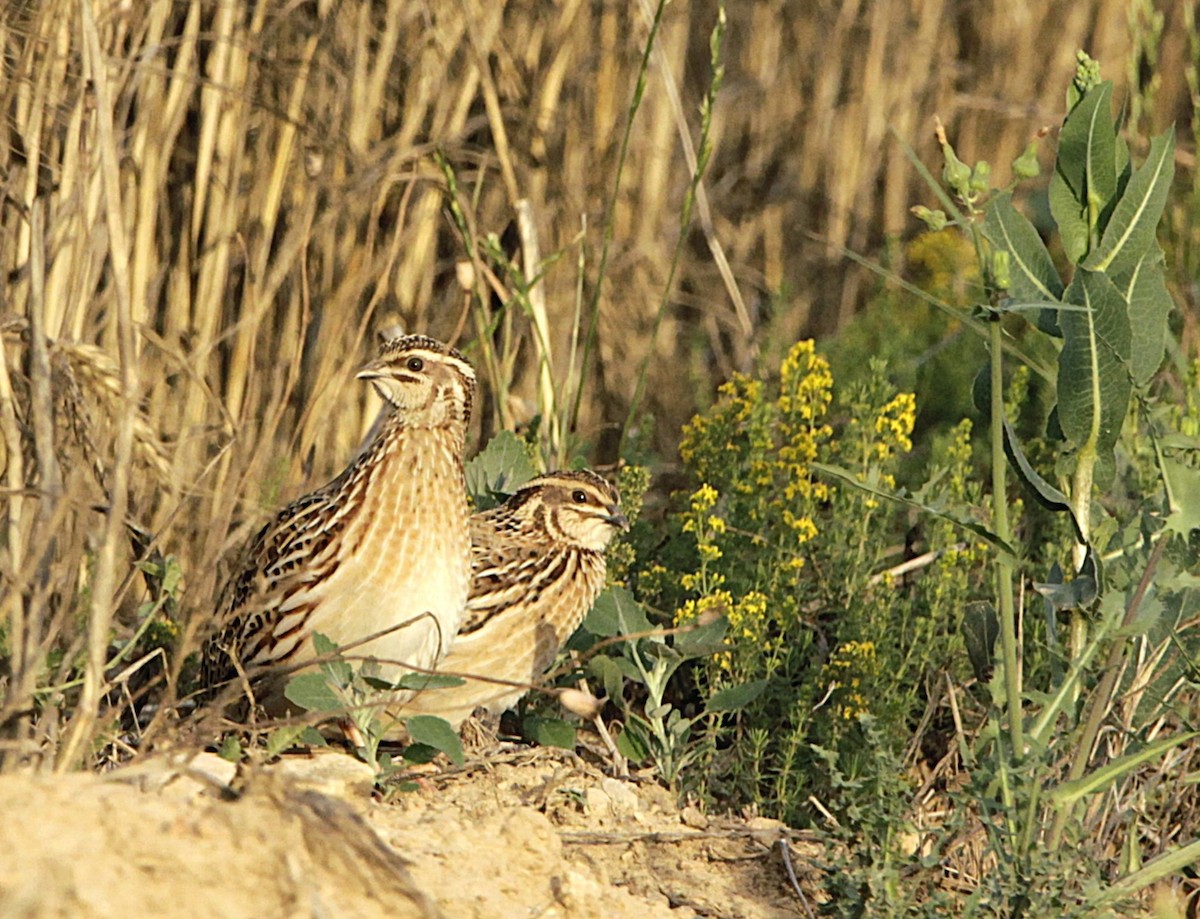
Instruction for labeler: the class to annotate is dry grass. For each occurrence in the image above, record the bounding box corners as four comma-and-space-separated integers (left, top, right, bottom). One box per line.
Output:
0, 0, 1194, 771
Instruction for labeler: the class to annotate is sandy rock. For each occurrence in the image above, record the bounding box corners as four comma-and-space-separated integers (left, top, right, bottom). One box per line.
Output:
268, 750, 377, 799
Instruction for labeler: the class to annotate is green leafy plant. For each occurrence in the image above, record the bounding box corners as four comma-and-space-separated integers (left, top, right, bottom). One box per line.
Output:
277, 633, 466, 775
897, 51, 1199, 911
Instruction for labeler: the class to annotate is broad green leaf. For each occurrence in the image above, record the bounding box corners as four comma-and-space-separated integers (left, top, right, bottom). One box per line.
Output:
998, 418, 1084, 543
392, 673, 468, 691
265, 725, 309, 758
1083, 127, 1176, 276
1057, 270, 1133, 460
588, 654, 626, 704
962, 602, 999, 683
1049, 169, 1089, 266
1051, 732, 1200, 809
983, 191, 1063, 304
284, 672, 343, 712
311, 632, 339, 656
1055, 81, 1116, 209
522, 715, 576, 749
401, 743, 439, 765
403, 715, 465, 766
705, 679, 768, 714
1162, 456, 1200, 537
615, 721, 651, 762
584, 586, 654, 638
217, 734, 243, 763
298, 727, 329, 747
673, 615, 729, 657
1113, 247, 1172, 386
464, 430, 538, 507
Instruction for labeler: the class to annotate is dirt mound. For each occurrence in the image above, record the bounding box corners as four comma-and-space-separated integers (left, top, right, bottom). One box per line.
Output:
0, 749, 814, 918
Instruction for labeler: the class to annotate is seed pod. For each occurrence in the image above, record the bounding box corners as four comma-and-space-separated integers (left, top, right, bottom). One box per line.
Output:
1012, 142, 1040, 180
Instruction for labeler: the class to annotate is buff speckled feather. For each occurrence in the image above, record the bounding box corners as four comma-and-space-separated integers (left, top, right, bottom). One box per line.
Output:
201, 335, 476, 719
402, 469, 628, 727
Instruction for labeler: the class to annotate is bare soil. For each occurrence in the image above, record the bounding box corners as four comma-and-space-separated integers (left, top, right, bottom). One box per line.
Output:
0, 745, 818, 918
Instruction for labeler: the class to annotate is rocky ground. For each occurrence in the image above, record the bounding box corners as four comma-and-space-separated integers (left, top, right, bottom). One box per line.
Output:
0, 743, 820, 918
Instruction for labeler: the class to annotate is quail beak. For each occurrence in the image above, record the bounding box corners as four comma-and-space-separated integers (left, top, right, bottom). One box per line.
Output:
356, 359, 385, 381
606, 508, 631, 531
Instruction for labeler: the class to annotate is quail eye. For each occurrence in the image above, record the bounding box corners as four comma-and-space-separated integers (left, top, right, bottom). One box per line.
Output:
571, 489, 588, 503
405, 356, 424, 372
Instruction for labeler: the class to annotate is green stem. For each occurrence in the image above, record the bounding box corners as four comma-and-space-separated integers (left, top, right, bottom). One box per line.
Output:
990, 320, 1023, 757
1068, 446, 1095, 660
1047, 536, 1165, 849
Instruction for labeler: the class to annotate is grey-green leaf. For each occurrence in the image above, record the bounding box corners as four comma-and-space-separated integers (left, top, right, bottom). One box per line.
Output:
983, 191, 1063, 305
1001, 418, 1084, 544
284, 672, 343, 713
705, 679, 769, 713
963, 601, 999, 683
812, 462, 1017, 559
393, 673, 468, 691
584, 586, 654, 638
464, 430, 538, 507
1057, 269, 1133, 459
1055, 81, 1115, 207
523, 715, 576, 750
403, 715, 465, 766
1083, 127, 1175, 276
1113, 247, 1172, 386
1049, 169, 1089, 267
1162, 457, 1200, 537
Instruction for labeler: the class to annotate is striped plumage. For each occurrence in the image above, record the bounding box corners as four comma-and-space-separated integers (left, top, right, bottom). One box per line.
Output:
403, 470, 628, 728
201, 334, 476, 719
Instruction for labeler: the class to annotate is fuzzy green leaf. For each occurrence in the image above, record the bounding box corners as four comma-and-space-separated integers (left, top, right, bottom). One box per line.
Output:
1113, 247, 1172, 386
584, 587, 653, 638
217, 734, 243, 763
1049, 169, 1090, 266
464, 430, 537, 507
1098, 840, 1200, 906
962, 602, 999, 684
284, 672, 343, 713
392, 672, 468, 691
673, 615, 728, 657
616, 721, 651, 762
588, 654, 626, 704
523, 715, 576, 749
705, 679, 768, 714
1162, 457, 1200, 536
1057, 270, 1132, 460
1083, 127, 1175, 276
1055, 82, 1116, 207
403, 715, 464, 766
1000, 418, 1084, 543
265, 725, 309, 758
983, 191, 1063, 305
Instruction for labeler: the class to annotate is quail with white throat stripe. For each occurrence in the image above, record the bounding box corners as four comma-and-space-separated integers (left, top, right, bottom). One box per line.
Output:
201, 334, 476, 722
403, 469, 628, 727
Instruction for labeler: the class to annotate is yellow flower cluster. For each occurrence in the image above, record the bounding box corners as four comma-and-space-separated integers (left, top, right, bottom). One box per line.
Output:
821, 640, 880, 721
872, 392, 917, 460
778, 341, 835, 503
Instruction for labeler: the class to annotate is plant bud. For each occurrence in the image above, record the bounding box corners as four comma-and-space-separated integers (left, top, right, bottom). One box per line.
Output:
910, 206, 948, 232
559, 687, 605, 719
969, 161, 991, 194
991, 250, 1011, 291
1012, 142, 1040, 180
941, 143, 972, 196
